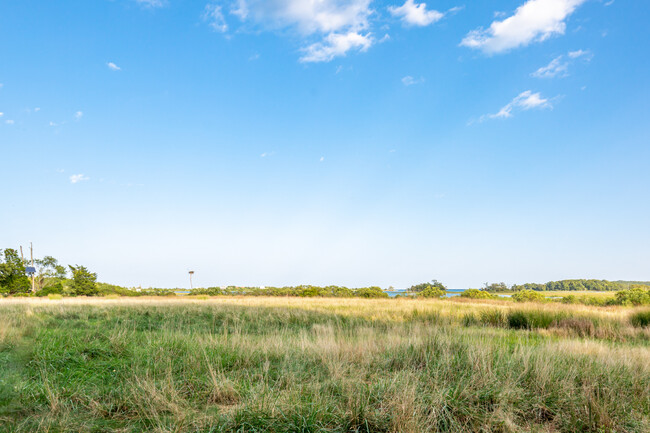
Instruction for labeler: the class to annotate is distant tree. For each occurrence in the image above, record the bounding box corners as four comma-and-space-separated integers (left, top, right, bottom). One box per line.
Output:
409, 280, 447, 293
69, 265, 98, 296
34, 256, 67, 291
484, 282, 509, 292
0, 249, 31, 295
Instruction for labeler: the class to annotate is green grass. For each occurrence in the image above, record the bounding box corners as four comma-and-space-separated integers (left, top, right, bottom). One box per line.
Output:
0, 297, 648, 432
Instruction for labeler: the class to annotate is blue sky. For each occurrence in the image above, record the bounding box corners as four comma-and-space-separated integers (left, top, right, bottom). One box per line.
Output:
1, 0, 649, 289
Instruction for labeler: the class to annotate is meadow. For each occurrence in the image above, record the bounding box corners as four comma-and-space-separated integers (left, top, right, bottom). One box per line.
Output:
0, 297, 649, 432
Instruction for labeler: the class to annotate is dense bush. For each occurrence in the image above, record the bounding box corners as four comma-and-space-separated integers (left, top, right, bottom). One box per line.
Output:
613, 287, 650, 306
460, 289, 496, 299
354, 286, 389, 298
511, 290, 547, 303
507, 310, 565, 329
417, 287, 446, 298
629, 310, 650, 327
34, 283, 64, 297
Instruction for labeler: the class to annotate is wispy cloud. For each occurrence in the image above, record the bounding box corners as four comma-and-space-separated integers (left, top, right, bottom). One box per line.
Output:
107, 62, 121, 71
568, 48, 592, 59
69, 174, 89, 184
532, 49, 592, 78
301, 31, 372, 63
389, 0, 444, 27
203, 3, 228, 32
74, 111, 83, 121
478, 90, 552, 122
5, 119, 14, 125
531, 55, 568, 78
401, 75, 425, 86
135, 0, 167, 8
461, 0, 586, 54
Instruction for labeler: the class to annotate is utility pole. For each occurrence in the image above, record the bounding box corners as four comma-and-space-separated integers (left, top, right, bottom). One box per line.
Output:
188, 270, 194, 290
20, 246, 24, 262
30, 242, 35, 293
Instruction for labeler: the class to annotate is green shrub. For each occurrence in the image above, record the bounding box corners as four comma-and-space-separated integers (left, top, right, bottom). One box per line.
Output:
629, 310, 650, 327
461, 289, 496, 299
418, 287, 446, 298
47, 294, 63, 300
35, 283, 64, 297
479, 309, 506, 327
354, 287, 389, 298
511, 290, 546, 303
507, 310, 564, 329
613, 287, 650, 306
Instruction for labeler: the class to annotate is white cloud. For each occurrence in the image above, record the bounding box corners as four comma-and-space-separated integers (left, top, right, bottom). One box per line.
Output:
69, 174, 89, 184
532, 49, 591, 78
480, 90, 552, 121
49, 121, 57, 127
233, 0, 372, 34
203, 3, 228, 32
568, 48, 591, 59
74, 111, 83, 120
107, 62, 121, 71
34, 107, 41, 112
320, 156, 325, 162
300, 31, 372, 63
0, 112, 3, 117
401, 75, 425, 86
226, 0, 375, 62
5, 119, 14, 125
389, 0, 444, 27
531, 55, 568, 78
136, 0, 167, 8
461, 0, 586, 54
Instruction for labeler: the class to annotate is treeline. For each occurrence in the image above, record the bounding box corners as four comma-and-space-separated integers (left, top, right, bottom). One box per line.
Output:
3, 246, 649, 306
192, 285, 389, 298
485, 279, 649, 292
0, 248, 99, 297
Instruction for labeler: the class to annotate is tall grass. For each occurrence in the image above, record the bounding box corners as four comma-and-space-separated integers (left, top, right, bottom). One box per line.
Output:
0, 297, 648, 432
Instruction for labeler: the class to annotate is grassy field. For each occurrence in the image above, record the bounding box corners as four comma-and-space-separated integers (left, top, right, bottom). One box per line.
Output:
0, 297, 649, 432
